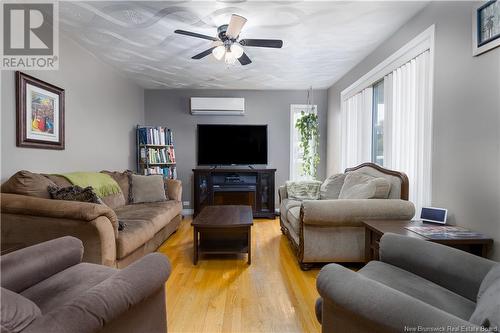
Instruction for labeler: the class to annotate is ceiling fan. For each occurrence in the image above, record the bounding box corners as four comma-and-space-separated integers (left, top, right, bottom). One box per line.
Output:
174, 14, 283, 66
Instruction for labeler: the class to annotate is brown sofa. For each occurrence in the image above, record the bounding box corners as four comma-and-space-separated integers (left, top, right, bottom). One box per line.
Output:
1, 236, 170, 333
1, 170, 182, 268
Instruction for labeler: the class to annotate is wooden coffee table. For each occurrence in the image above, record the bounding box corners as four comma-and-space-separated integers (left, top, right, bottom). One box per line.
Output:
363, 220, 493, 262
192, 205, 253, 265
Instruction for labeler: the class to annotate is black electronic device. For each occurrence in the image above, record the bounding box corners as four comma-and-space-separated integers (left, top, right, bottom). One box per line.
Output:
197, 124, 268, 166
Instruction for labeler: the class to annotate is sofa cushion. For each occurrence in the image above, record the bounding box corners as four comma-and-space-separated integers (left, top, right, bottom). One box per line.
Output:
1, 171, 56, 199
101, 170, 132, 204
477, 264, 500, 301
320, 173, 346, 199
470, 279, 500, 329
101, 192, 126, 209
43, 174, 72, 187
21, 263, 115, 313
286, 180, 322, 201
114, 200, 182, 259
280, 198, 301, 218
130, 175, 167, 204
339, 173, 391, 199
1, 287, 41, 332
359, 261, 476, 320
286, 206, 302, 236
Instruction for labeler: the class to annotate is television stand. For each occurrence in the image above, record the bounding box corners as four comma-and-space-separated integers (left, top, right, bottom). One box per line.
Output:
193, 168, 276, 219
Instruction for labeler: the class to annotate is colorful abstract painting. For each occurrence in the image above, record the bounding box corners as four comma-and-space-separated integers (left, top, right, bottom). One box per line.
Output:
16, 72, 65, 149
30, 91, 55, 135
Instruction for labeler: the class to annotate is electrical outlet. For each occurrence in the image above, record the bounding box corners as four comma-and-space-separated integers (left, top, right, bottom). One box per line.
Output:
183, 201, 190, 207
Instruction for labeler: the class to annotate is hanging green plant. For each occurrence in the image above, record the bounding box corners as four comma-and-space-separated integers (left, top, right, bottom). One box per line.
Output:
295, 110, 320, 179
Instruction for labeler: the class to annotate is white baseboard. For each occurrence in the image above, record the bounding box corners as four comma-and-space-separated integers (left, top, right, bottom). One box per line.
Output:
182, 209, 194, 216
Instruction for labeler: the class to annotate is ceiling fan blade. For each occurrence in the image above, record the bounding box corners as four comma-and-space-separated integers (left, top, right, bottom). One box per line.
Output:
240, 39, 283, 48
174, 29, 217, 41
226, 14, 247, 39
238, 52, 252, 66
192, 47, 216, 59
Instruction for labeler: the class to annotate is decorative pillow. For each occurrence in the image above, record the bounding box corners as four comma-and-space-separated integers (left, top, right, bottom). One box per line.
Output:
286, 180, 322, 201
48, 185, 125, 231
1, 171, 56, 199
48, 185, 103, 204
101, 170, 132, 204
469, 279, 500, 330
1, 287, 41, 333
339, 173, 391, 199
320, 173, 347, 199
131, 175, 167, 204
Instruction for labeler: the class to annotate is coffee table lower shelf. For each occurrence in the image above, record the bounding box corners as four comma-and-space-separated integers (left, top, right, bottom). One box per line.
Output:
193, 226, 252, 265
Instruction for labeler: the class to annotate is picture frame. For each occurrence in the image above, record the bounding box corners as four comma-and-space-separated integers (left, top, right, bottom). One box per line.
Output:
16, 71, 65, 150
473, 0, 500, 56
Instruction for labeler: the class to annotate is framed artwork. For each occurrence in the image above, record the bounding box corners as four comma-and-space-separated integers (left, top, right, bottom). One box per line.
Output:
473, 0, 500, 56
16, 71, 65, 149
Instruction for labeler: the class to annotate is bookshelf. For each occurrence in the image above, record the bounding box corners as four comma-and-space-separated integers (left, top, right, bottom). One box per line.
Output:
136, 125, 177, 178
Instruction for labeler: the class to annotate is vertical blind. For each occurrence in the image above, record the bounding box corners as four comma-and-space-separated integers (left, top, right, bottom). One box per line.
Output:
340, 50, 432, 213
340, 87, 372, 171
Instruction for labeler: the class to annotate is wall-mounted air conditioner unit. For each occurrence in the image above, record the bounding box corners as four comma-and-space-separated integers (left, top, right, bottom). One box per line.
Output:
190, 97, 245, 116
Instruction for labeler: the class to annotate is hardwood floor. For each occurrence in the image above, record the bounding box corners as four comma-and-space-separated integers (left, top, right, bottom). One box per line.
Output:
158, 216, 322, 333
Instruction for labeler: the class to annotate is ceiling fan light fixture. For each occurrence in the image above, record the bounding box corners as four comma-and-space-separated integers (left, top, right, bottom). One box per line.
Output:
224, 51, 237, 65
230, 43, 244, 58
212, 45, 225, 60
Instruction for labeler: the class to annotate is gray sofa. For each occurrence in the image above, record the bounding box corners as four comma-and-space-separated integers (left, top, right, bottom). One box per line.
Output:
316, 234, 500, 333
1, 237, 171, 333
279, 163, 415, 269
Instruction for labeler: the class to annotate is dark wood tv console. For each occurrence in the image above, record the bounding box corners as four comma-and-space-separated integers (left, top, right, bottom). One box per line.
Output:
193, 168, 276, 219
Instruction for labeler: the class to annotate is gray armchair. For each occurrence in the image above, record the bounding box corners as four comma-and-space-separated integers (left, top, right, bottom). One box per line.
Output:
315, 233, 500, 333
1, 236, 171, 333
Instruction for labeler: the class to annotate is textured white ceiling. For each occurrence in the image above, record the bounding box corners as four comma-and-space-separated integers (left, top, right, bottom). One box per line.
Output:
59, 1, 427, 89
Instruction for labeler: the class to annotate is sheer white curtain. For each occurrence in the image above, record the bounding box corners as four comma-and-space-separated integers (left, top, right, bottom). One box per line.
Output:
340, 87, 373, 171
385, 50, 432, 212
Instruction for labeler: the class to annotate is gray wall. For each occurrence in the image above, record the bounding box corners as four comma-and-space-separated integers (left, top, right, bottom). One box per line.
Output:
144, 89, 328, 209
1, 35, 144, 180
327, 2, 500, 260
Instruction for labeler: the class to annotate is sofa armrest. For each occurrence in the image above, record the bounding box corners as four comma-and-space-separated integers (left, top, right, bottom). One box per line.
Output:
301, 199, 415, 226
278, 185, 288, 203
1, 237, 83, 293
316, 264, 479, 333
1, 193, 119, 235
166, 179, 182, 202
24, 253, 171, 333
380, 233, 496, 301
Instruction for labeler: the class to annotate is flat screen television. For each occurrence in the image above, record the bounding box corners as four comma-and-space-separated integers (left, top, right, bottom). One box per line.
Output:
197, 124, 268, 166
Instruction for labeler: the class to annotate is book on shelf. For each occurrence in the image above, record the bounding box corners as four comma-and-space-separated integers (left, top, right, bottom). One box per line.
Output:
140, 147, 175, 164
138, 126, 174, 146
144, 166, 177, 179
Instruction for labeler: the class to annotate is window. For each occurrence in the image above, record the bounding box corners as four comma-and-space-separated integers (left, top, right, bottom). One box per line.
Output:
290, 104, 316, 181
371, 81, 385, 165
340, 26, 434, 214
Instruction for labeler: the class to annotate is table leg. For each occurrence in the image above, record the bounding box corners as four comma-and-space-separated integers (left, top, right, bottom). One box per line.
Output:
193, 227, 198, 265
364, 228, 371, 262
481, 244, 488, 258
247, 226, 251, 265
